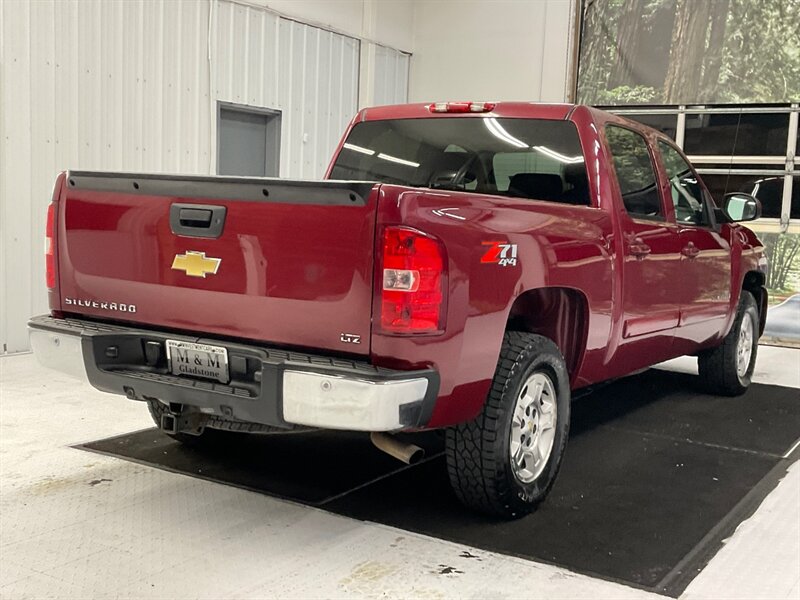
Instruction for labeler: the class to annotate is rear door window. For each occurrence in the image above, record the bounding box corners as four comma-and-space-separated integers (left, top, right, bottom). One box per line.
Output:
330, 117, 591, 206
605, 125, 663, 219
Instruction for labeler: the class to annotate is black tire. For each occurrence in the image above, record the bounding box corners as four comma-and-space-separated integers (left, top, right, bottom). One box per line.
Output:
445, 332, 571, 519
698, 291, 759, 396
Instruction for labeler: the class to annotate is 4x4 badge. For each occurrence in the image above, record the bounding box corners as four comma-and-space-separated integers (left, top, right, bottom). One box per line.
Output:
481, 241, 518, 267
172, 251, 221, 278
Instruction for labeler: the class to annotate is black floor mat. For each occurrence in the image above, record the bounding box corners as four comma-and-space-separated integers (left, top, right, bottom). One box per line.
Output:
79, 369, 800, 596
80, 427, 442, 504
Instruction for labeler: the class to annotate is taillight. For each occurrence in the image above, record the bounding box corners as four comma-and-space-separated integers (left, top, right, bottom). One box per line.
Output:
380, 227, 445, 333
428, 101, 496, 113
45, 203, 55, 289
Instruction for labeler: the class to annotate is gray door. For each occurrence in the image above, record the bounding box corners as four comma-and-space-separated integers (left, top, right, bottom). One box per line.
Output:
218, 106, 281, 177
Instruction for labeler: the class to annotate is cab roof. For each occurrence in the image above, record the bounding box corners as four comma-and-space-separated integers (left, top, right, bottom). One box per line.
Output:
358, 102, 578, 122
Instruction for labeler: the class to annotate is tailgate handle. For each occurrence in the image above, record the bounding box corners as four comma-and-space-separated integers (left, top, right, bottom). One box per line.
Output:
179, 208, 212, 227
170, 203, 226, 238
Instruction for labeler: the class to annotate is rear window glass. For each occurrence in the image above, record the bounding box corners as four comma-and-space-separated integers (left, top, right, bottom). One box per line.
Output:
329, 118, 590, 206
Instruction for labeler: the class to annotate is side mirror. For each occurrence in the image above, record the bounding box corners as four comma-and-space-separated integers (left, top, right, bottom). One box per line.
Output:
723, 193, 761, 222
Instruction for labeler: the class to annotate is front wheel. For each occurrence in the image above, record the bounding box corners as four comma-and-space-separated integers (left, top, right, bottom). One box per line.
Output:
446, 332, 571, 519
698, 291, 759, 396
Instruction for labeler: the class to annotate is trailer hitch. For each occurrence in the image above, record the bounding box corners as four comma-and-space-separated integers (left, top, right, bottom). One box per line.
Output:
160, 410, 205, 436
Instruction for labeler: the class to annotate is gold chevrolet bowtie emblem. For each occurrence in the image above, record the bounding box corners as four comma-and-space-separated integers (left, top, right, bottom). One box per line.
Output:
171, 251, 221, 278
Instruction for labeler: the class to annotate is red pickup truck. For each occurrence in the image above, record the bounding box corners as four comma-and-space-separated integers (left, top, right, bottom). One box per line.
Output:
30, 102, 768, 518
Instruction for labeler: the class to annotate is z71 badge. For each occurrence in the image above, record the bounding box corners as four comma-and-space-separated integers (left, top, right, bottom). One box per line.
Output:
481, 241, 518, 267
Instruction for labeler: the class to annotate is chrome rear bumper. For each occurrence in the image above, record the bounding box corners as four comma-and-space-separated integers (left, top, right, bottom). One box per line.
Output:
30, 326, 87, 380
28, 315, 438, 432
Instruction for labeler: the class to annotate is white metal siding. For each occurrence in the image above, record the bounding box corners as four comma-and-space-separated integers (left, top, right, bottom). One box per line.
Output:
214, 3, 360, 178
0, 0, 365, 353
372, 45, 410, 107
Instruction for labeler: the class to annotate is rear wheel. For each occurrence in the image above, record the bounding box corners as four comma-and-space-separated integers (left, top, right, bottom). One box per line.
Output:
445, 332, 570, 519
698, 291, 759, 396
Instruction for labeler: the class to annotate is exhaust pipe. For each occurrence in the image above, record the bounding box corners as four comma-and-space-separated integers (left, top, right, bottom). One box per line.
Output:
370, 432, 425, 465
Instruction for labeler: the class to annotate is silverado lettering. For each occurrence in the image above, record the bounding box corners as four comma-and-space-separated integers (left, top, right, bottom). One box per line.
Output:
64, 297, 136, 313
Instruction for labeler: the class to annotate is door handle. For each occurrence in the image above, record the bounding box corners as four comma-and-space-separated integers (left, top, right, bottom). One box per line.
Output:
178, 208, 213, 228
170, 203, 227, 238
681, 242, 700, 259
629, 237, 651, 259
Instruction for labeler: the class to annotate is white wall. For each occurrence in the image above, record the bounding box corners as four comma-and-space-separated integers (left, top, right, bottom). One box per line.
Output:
0, 0, 412, 354
409, 0, 576, 103
372, 46, 411, 107
261, 0, 414, 52
246, 0, 413, 109
214, 2, 361, 177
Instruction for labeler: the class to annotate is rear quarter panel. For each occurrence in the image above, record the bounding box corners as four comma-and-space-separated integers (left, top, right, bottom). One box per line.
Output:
372, 185, 615, 427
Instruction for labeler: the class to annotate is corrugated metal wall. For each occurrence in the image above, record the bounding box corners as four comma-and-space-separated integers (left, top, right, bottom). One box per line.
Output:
214, 2, 360, 178
0, 0, 407, 354
372, 45, 410, 107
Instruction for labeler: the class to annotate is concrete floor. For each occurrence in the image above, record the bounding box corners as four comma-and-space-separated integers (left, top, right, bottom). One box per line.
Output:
1, 348, 798, 599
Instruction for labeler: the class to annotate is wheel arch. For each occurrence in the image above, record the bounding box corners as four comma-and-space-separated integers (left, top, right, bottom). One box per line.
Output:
505, 286, 590, 384
741, 270, 767, 336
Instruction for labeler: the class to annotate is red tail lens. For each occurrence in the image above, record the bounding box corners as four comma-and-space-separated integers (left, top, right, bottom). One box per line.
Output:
45, 203, 55, 289
381, 227, 445, 333
428, 101, 496, 113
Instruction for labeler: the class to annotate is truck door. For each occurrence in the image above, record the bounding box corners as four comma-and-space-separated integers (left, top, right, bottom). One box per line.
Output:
605, 125, 683, 367
657, 140, 732, 346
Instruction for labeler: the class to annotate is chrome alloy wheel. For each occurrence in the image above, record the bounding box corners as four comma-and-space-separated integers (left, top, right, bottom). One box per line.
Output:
736, 313, 755, 378
509, 372, 558, 483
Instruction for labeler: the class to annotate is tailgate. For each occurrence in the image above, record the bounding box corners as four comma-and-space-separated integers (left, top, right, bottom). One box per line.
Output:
56, 172, 378, 356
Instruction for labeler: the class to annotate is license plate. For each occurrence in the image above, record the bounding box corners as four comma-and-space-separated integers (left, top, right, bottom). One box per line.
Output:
166, 340, 229, 383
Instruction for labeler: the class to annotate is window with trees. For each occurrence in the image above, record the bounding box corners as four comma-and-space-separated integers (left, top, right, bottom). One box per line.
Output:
577, 0, 800, 106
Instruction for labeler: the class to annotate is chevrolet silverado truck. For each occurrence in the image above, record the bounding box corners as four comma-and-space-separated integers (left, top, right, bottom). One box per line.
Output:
30, 102, 768, 518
